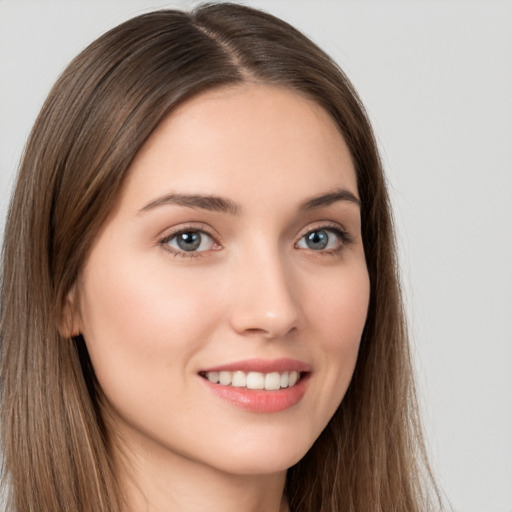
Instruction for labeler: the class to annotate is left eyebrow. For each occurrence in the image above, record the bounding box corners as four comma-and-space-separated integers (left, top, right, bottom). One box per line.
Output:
300, 188, 361, 210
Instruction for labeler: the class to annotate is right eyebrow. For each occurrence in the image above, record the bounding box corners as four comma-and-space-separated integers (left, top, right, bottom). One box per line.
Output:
138, 193, 239, 215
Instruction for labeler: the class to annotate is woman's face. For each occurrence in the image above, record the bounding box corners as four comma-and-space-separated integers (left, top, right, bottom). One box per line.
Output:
70, 84, 369, 476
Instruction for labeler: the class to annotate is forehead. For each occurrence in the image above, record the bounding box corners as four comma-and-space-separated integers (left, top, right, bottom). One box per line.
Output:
122, 83, 357, 210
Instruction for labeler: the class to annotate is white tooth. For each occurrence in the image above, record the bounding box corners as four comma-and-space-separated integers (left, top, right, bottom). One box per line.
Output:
207, 371, 220, 383
231, 371, 247, 387
288, 371, 299, 387
219, 371, 232, 386
265, 372, 281, 390
280, 371, 289, 388
246, 372, 265, 390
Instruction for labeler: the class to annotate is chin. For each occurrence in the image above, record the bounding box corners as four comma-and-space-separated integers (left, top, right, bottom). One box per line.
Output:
211, 435, 313, 476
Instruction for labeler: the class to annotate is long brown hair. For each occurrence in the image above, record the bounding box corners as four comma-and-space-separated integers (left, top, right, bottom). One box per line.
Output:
1, 3, 441, 511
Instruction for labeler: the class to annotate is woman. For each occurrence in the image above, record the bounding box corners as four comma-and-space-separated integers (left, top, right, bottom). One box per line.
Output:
0, 3, 441, 511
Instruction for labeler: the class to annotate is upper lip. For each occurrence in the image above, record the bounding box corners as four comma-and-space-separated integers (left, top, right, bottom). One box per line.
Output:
199, 358, 312, 374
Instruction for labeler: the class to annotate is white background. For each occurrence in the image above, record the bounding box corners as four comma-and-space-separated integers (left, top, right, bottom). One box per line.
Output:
1, 1, 511, 511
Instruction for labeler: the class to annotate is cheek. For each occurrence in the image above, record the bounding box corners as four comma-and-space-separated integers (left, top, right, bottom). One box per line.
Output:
76, 250, 223, 393
308, 263, 370, 351
303, 263, 369, 414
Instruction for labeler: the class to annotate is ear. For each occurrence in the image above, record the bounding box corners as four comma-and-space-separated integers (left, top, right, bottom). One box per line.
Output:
59, 285, 82, 338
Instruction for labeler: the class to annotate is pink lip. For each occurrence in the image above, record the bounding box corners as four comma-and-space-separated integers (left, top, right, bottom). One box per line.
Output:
198, 358, 312, 413
200, 357, 312, 374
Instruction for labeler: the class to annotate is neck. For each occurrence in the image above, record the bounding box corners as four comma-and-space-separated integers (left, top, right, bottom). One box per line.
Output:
114, 433, 289, 512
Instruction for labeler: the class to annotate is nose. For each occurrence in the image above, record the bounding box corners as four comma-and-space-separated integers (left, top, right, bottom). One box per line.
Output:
228, 247, 301, 339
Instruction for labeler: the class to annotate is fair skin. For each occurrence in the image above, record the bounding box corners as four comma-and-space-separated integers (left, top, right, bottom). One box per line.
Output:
68, 84, 369, 512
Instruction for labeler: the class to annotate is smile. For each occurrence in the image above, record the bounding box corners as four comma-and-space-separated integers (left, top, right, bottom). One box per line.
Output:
198, 359, 312, 413
200, 370, 301, 390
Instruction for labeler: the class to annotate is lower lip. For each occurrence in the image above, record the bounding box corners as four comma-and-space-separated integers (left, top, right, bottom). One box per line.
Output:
200, 374, 310, 413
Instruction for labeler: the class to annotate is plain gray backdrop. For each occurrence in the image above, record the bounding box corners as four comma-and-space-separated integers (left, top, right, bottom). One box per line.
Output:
1, 1, 511, 511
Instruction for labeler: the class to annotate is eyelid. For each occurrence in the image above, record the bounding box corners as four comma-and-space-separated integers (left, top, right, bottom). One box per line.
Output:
295, 221, 354, 251
156, 220, 354, 259
157, 223, 222, 258
296, 221, 350, 240
157, 222, 218, 240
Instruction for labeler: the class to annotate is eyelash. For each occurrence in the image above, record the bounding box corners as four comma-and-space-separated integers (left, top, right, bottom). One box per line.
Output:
295, 223, 354, 256
158, 222, 353, 259
158, 224, 220, 258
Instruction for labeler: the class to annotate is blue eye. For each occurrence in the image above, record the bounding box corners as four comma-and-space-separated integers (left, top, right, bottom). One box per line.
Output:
163, 230, 216, 253
296, 228, 345, 251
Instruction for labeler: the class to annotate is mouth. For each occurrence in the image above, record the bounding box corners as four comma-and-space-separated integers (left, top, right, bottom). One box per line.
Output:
198, 358, 311, 413
198, 370, 304, 391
